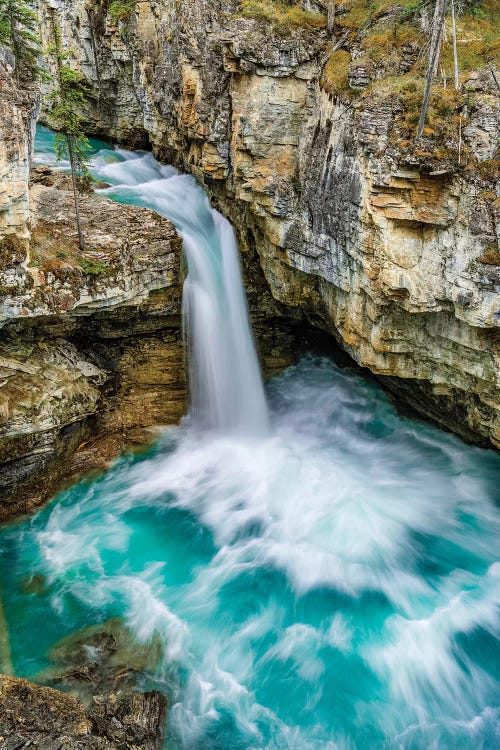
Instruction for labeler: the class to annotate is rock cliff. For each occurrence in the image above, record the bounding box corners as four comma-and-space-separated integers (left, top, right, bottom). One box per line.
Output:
35, 0, 500, 447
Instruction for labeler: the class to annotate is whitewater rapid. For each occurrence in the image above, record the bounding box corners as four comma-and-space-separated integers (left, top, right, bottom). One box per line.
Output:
1, 128, 498, 750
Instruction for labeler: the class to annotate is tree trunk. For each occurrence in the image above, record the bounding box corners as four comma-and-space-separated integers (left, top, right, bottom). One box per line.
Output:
489, 63, 500, 92
10, 14, 20, 85
451, 0, 459, 90
67, 137, 85, 251
416, 0, 448, 139
327, 0, 336, 34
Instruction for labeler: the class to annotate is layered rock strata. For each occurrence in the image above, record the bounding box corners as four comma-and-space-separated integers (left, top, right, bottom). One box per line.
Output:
0, 157, 186, 519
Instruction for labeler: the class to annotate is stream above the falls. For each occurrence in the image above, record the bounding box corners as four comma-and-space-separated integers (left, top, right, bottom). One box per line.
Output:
0, 128, 499, 749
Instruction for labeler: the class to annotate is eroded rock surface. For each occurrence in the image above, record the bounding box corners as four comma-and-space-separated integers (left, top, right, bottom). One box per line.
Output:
0, 616, 167, 749
0, 673, 166, 750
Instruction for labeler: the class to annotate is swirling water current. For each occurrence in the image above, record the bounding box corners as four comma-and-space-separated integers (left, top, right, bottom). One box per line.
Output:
0, 127, 499, 749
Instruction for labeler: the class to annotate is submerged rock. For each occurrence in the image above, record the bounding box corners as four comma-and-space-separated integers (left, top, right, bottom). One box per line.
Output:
44, 619, 164, 700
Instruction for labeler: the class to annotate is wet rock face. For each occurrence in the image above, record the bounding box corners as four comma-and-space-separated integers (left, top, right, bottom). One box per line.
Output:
36, 0, 500, 448
0, 673, 167, 750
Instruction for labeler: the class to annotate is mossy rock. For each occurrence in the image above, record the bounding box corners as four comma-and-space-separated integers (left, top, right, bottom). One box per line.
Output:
0, 234, 27, 267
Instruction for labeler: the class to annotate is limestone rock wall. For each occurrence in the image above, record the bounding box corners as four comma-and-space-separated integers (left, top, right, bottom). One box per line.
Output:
0, 163, 185, 520
35, 0, 500, 447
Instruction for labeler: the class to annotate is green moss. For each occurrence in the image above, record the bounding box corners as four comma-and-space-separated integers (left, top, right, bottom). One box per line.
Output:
236, 0, 326, 31
108, 0, 135, 22
321, 50, 352, 95
80, 257, 112, 276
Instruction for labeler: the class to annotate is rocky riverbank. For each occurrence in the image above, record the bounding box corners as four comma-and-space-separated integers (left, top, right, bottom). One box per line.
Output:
0, 674, 166, 750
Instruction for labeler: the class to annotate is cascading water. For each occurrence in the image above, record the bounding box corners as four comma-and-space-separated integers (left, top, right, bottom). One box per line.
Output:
1, 128, 499, 750
182, 212, 269, 434
36, 126, 268, 434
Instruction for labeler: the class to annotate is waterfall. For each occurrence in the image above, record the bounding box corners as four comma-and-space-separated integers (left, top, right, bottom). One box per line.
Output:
83, 144, 269, 435
182, 211, 269, 433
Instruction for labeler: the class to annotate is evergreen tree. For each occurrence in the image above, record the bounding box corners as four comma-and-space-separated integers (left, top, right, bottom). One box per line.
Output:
0, 0, 42, 83
47, 12, 91, 251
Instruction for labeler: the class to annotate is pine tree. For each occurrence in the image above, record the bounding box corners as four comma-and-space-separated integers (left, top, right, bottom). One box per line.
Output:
47, 12, 91, 251
0, 0, 42, 83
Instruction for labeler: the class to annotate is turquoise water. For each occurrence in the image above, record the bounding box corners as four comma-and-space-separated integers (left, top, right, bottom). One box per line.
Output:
1, 128, 499, 749
2, 355, 500, 749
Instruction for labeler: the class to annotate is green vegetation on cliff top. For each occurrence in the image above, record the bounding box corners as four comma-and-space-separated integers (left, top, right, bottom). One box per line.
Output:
237, 0, 326, 30
319, 0, 499, 160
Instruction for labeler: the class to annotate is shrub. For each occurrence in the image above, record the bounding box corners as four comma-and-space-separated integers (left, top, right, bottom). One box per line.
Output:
321, 50, 351, 95
80, 257, 111, 276
478, 245, 500, 265
108, 0, 136, 22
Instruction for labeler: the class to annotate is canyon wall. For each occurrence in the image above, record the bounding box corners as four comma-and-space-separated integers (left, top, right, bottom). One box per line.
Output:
36, 0, 500, 447
0, 157, 186, 519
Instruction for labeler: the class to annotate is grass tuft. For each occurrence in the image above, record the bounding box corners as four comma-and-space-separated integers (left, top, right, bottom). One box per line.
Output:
321, 50, 352, 95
